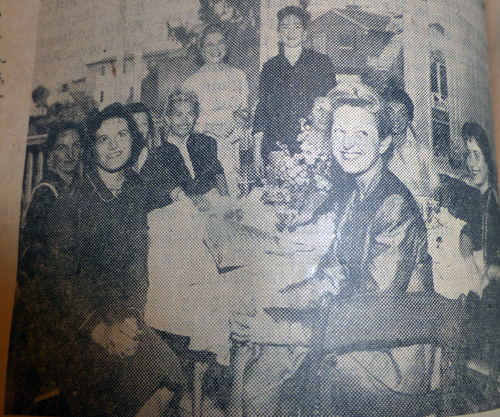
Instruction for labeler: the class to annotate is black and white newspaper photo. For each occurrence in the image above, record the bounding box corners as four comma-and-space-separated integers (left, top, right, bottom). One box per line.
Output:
3, 0, 500, 416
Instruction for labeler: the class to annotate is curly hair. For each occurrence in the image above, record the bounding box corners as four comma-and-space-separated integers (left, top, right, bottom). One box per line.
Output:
164, 90, 200, 120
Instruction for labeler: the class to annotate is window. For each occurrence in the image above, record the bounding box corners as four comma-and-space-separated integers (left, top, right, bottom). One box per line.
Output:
430, 50, 448, 107
431, 108, 451, 156
430, 61, 448, 100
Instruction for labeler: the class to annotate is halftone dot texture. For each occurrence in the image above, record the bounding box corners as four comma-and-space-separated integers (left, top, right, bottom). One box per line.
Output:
5, 0, 500, 416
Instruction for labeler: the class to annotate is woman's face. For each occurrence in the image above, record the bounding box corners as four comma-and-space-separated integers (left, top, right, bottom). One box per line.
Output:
466, 137, 489, 190
167, 101, 197, 138
330, 105, 390, 175
201, 32, 227, 64
95, 117, 133, 172
51, 129, 82, 175
132, 112, 149, 141
278, 15, 305, 48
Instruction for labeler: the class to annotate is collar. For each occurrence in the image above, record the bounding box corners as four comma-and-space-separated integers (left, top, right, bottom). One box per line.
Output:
278, 47, 309, 67
44, 169, 77, 193
166, 133, 190, 149
86, 168, 139, 202
354, 165, 384, 201
284, 45, 303, 65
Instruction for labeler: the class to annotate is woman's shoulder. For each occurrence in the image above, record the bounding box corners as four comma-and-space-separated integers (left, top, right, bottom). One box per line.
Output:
225, 65, 247, 79
304, 48, 333, 63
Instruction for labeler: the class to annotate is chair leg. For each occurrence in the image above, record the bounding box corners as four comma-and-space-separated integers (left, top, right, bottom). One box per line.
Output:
193, 361, 209, 417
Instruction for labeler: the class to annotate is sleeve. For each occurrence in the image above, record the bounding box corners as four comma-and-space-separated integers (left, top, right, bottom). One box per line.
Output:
23, 185, 58, 247
252, 62, 270, 134
190, 136, 225, 196
197, 135, 224, 178
320, 54, 337, 95
140, 149, 174, 210
367, 195, 433, 293
39, 195, 99, 342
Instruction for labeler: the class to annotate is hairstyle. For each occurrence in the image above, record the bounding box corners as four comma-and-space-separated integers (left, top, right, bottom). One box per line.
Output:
127, 102, 154, 142
32, 85, 50, 104
44, 122, 85, 153
386, 88, 414, 122
462, 122, 497, 187
85, 102, 143, 168
326, 83, 393, 160
196, 24, 229, 66
198, 24, 228, 53
164, 90, 200, 120
277, 5, 310, 29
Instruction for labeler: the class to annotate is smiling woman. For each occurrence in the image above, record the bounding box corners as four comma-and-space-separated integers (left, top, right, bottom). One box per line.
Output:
27, 103, 189, 416
327, 84, 393, 189
95, 118, 133, 173
182, 24, 249, 197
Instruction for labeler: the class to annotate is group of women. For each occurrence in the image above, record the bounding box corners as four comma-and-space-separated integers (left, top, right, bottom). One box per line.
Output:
9, 4, 500, 417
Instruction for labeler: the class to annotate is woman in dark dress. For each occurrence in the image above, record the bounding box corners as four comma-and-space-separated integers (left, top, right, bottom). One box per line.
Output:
252, 5, 337, 166
40, 103, 187, 416
460, 122, 500, 406
460, 122, 500, 278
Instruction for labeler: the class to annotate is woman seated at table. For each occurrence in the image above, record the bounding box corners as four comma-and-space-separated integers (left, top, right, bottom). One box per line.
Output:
230, 83, 437, 417
141, 90, 229, 210
41, 103, 188, 417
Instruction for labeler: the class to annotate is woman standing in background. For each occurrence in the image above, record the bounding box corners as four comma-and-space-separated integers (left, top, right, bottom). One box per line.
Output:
252, 6, 336, 166
183, 24, 249, 197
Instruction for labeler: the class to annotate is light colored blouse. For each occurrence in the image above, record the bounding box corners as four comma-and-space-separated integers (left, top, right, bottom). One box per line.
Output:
182, 64, 249, 140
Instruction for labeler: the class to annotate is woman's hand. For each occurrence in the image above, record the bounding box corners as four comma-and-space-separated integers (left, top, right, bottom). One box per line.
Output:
230, 310, 311, 345
91, 318, 141, 357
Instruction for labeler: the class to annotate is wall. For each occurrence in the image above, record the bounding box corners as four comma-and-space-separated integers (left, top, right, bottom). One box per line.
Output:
31, 0, 199, 92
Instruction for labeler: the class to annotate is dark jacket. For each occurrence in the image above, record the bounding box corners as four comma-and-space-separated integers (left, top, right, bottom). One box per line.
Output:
140, 132, 224, 210
39, 169, 187, 416
463, 186, 500, 268
45, 168, 149, 333
314, 169, 433, 295
253, 48, 337, 158
23, 170, 79, 243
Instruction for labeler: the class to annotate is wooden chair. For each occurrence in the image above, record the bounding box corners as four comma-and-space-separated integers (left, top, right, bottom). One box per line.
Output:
265, 290, 494, 416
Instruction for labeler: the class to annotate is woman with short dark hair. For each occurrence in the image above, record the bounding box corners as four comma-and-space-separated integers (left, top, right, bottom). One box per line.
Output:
461, 122, 500, 277
252, 5, 337, 166
41, 103, 187, 416
127, 102, 155, 173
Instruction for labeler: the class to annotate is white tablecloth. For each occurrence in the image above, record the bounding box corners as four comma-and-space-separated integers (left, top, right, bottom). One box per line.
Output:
145, 191, 336, 365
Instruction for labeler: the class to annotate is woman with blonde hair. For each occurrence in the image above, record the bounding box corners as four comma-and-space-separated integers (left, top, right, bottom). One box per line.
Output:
182, 24, 249, 197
